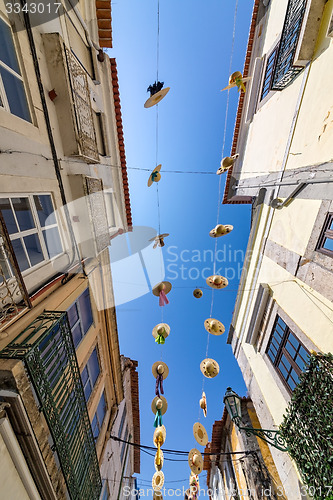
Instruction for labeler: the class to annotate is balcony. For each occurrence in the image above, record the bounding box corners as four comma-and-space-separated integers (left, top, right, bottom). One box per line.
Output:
0, 311, 102, 500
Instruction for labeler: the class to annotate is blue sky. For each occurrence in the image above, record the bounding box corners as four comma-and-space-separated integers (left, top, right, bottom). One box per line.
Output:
108, 0, 254, 494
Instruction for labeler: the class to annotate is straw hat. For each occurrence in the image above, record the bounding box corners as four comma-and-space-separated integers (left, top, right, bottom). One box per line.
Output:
206, 275, 228, 289
152, 361, 169, 379
153, 492, 163, 500
200, 358, 220, 378
151, 396, 168, 415
209, 224, 233, 238
216, 154, 239, 175
193, 288, 203, 298
152, 323, 170, 341
199, 391, 207, 417
188, 448, 203, 475
204, 318, 225, 336
193, 422, 208, 447
152, 281, 172, 297
230, 71, 243, 83
154, 449, 164, 471
152, 471, 165, 491
149, 233, 169, 248
153, 425, 166, 447
148, 164, 162, 187
144, 87, 170, 108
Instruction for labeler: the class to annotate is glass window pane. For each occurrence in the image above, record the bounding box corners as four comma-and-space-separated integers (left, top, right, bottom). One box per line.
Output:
34, 195, 56, 226
0, 198, 18, 234
12, 198, 35, 231
278, 362, 288, 379
78, 289, 93, 334
71, 323, 82, 348
298, 346, 309, 364
285, 340, 297, 358
88, 348, 100, 387
288, 333, 299, 350
97, 392, 106, 427
84, 381, 92, 402
0, 245, 12, 282
0, 19, 21, 74
0, 66, 31, 122
43, 227, 62, 258
11, 238, 29, 272
91, 415, 99, 440
329, 218, 333, 231
288, 377, 297, 391
81, 366, 89, 385
67, 303, 79, 329
323, 237, 333, 252
281, 354, 291, 372
23, 233, 44, 267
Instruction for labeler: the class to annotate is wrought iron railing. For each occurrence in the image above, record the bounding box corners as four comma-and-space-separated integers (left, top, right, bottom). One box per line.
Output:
0, 212, 31, 329
0, 311, 102, 500
280, 353, 333, 498
272, 0, 307, 90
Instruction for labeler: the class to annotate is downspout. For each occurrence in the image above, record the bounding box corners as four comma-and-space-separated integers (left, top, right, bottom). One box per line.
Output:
117, 434, 132, 500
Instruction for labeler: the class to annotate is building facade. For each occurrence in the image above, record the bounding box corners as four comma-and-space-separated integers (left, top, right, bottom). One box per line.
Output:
0, 0, 136, 498
223, 0, 333, 498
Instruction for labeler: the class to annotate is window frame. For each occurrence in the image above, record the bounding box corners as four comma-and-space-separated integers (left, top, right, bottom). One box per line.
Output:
67, 288, 94, 348
81, 347, 101, 403
91, 390, 107, 441
258, 42, 279, 107
0, 194, 64, 276
0, 15, 32, 122
266, 315, 310, 394
316, 212, 333, 257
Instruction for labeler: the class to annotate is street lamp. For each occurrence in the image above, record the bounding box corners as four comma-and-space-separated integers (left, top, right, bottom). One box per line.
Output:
223, 387, 289, 452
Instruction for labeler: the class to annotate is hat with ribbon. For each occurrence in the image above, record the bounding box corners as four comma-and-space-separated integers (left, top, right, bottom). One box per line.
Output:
152, 471, 165, 491
193, 288, 203, 299
152, 323, 170, 345
152, 396, 168, 428
188, 448, 203, 475
152, 281, 172, 306
148, 164, 162, 187
221, 71, 251, 93
152, 361, 169, 398
153, 425, 166, 469
193, 422, 208, 447
154, 449, 164, 471
145, 81, 170, 108
216, 154, 239, 175
200, 358, 220, 378
199, 391, 207, 417
206, 275, 228, 289
204, 318, 225, 336
209, 224, 233, 238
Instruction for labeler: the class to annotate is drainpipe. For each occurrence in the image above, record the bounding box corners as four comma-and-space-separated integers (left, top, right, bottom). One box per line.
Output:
117, 434, 132, 500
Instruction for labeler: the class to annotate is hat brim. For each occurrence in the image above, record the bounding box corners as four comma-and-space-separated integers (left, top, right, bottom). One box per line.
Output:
144, 87, 170, 108
193, 422, 208, 446
188, 448, 203, 475
152, 323, 170, 340
153, 425, 166, 447
216, 165, 231, 175
206, 275, 228, 289
151, 396, 168, 415
148, 164, 162, 186
200, 358, 220, 378
204, 318, 225, 336
152, 471, 165, 491
221, 83, 235, 91
152, 281, 172, 297
152, 361, 169, 379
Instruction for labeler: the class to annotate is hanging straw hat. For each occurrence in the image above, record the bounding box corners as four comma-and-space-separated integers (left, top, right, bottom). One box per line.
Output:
152, 281, 172, 296
145, 87, 170, 108
209, 224, 233, 238
204, 318, 225, 336
151, 396, 168, 415
199, 391, 207, 417
152, 470, 165, 491
206, 275, 228, 289
153, 492, 163, 499
153, 425, 166, 447
154, 449, 164, 471
148, 164, 162, 187
216, 154, 239, 175
152, 323, 170, 342
152, 361, 169, 379
193, 422, 208, 447
188, 448, 203, 475
200, 358, 220, 378
193, 288, 203, 298
221, 72, 251, 92
149, 233, 170, 248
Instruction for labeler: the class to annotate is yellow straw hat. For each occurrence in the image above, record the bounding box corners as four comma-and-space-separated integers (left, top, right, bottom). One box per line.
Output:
200, 358, 220, 378
199, 391, 207, 417
154, 449, 164, 471
204, 318, 225, 336
206, 275, 228, 289
152, 281, 172, 296
145, 87, 170, 108
153, 425, 166, 447
148, 164, 162, 187
152, 323, 170, 341
152, 361, 169, 379
151, 396, 168, 415
216, 154, 239, 175
193, 422, 208, 447
188, 448, 203, 475
193, 288, 203, 298
152, 471, 165, 491
209, 224, 233, 238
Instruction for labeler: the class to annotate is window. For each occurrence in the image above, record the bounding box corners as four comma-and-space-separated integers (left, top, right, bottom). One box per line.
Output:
266, 316, 309, 392
260, 45, 279, 101
93, 112, 106, 156
67, 288, 94, 348
118, 404, 127, 438
91, 391, 107, 440
81, 348, 100, 402
0, 18, 31, 121
316, 213, 333, 257
0, 195, 62, 274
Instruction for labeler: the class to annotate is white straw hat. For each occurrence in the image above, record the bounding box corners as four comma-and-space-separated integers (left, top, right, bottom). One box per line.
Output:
145, 87, 170, 108
152, 323, 170, 341
216, 154, 239, 175
204, 318, 225, 336
188, 448, 203, 475
200, 358, 220, 378
209, 224, 233, 238
206, 275, 228, 289
152, 361, 169, 379
193, 422, 208, 446
199, 391, 207, 417
151, 396, 168, 415
152, 470, 165, 491
153, 425, 166, 447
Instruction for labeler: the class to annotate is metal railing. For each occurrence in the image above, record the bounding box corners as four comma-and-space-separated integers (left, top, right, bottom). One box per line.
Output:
272, 0, 307, 90
0, 311, 102, 500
